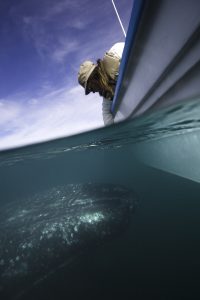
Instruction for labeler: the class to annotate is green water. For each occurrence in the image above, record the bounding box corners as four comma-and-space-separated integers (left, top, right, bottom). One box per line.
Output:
0, 99, 200, 299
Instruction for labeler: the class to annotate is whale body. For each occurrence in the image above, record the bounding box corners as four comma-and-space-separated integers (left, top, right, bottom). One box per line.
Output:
0, 183, 138, 299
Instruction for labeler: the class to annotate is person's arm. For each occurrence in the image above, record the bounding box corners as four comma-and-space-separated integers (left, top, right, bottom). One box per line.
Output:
102, 98, 114, 126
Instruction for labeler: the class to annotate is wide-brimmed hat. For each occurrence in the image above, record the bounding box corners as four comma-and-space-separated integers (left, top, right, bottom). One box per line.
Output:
78, 61, 96, 95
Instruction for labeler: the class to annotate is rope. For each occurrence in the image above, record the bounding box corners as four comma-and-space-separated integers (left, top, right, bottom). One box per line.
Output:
111, 0, 126, 38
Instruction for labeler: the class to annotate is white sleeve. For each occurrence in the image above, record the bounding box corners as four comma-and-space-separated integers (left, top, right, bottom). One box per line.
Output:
102, 98, 114, 126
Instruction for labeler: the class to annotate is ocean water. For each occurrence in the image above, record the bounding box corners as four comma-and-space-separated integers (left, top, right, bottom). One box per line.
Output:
0, 99, 200, 300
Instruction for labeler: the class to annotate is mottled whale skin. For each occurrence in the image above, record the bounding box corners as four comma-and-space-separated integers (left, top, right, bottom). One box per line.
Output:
0, 183, 137, 299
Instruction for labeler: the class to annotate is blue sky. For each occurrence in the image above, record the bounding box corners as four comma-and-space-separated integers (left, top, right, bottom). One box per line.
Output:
0, 0, 133, 150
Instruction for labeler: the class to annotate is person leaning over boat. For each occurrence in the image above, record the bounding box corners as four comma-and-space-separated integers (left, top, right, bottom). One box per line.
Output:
78, 42, 124, 126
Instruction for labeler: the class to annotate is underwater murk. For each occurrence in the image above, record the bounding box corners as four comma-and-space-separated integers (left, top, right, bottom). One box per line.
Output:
0, 99, 200, 299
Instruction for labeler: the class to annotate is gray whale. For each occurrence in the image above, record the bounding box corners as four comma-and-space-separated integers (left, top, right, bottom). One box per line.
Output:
0, 183, 138, 299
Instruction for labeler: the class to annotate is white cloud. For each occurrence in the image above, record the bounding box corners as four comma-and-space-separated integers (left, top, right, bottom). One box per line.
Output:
22, 16, 83, 64
43, 1, 79, 21
0, 86, 103, 151
20, 1, 92, 64
0, 100, 20, 126
51, 40, 79, 63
